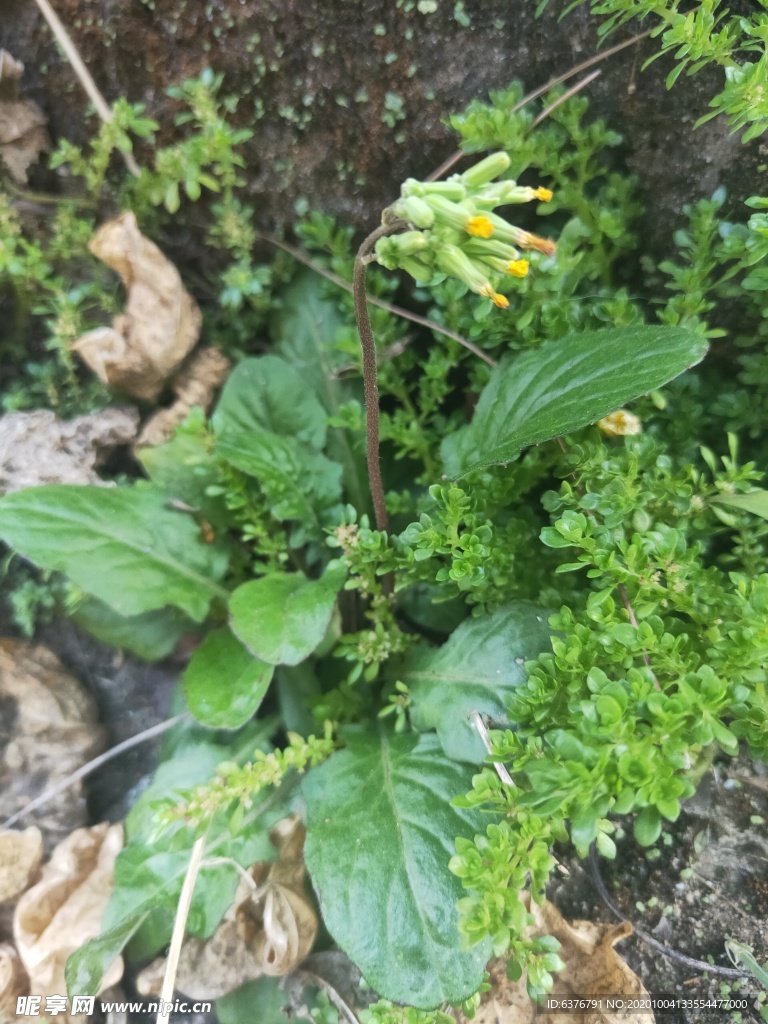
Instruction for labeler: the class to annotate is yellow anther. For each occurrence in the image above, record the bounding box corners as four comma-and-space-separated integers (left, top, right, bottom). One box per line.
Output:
466, 215, 494, 239
507, 259, 529, 278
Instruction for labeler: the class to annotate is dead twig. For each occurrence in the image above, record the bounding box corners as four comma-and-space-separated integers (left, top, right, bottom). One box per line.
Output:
31, 0, 141, 177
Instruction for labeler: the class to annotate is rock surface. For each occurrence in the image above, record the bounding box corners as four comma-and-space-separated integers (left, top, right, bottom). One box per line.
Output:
0, 0, 763, 254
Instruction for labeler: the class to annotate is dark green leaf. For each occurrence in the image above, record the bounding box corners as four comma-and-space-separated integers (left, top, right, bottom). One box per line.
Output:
72, 597, 192, 661
711, 490, 768, 520
230, 562, 346, 666
216, 430, 343, 525
303, 727, 492, 1009
270, 272, 367, 511
137, 412, 230, 528
404, 602, 553, 762
0, 486, 228, 621
216, 978, 296, 1024
184, 627, 273, 729
212, 355, 327, 449
442, 326, 708, 475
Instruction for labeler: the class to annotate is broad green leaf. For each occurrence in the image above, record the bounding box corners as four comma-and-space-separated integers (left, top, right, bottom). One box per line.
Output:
216, 429, 343, 525
302, 727, 492, 1009
442, 326, 708, 476
212, 355, 328, 450
404, 602, 553, 762
72, 597, 192, 661
0, 486, 228, 621
217, 978, 298, 1024
711, 490, 768, 520
230, 562, 346, 666
66, 913, 148, 998
137, 411, 230, 527
184, 627, 273, 729
271, 272, 367, 511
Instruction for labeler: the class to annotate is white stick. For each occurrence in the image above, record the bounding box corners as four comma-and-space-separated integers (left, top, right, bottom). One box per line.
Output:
31, 0, 141, 176
157, 834, 206, 1024
470, 711, 515, 787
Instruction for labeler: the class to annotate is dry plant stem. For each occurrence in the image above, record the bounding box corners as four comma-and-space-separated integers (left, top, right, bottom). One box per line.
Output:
588, 844, 745, 978
470, 711, 515, 787
263, 234, 495, 367
532, 69, 603, 127
354, 223, 405, 535
295, 969, 360, 1024
618, 582, 660, 690
31, 0, 141, 177
1, 712, 189, 830
426, 29, 652, 181
157, 834, 207, 1024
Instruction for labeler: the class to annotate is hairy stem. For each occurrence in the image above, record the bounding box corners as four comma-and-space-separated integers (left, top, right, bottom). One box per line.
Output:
353, 222, 404, 533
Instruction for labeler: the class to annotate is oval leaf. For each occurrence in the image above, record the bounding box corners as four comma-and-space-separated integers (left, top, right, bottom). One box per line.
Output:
404, 601, 553, 762
711, 490, 768, 520
0, 486, 228, 621
229, 563, 346, 666
185, 628, 274, 729
212, 355, 328, 450
303, 727, 492, 1009
442, 325, 708, 476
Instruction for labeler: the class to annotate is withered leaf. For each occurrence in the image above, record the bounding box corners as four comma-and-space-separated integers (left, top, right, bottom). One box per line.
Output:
0, 943, 28, 1022
137, 814, 318, 1001
72, 212, 202, 401
0, 641, 104, 849
453, 896, 651, 1024
0, 408, 139, 496
14, 823, 124, 1002
0, 828, 43, 903
0, 51, 49, 183
137, 347, 231, 447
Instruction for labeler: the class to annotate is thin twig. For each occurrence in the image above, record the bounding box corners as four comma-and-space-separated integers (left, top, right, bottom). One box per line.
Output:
263, 234, 495, 367
426, 29, 652, 181
157, 834, 207, 1024
1, 713, 188, 830
532, 69, 603, 127
31, 0, 141, 177
353, 222, 406, 535
589, 844, 745, 978
470, 711, 515, 787
295, 969, 360, 1024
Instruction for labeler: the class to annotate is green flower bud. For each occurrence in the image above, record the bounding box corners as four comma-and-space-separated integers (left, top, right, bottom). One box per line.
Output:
400, 256, 435, 283
375, 231, 429, 270
391, 196, 435, 228
403, 178, 466, 202
460, 151, 511, 188
425, 195, 477, 231
435, 243, 492, 293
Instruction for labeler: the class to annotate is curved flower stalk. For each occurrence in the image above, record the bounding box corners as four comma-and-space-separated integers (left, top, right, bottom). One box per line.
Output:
375, 152, 557, 308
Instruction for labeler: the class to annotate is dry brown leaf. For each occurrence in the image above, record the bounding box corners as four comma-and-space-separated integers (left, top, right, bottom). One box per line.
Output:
0, 942, 28, 1022
0, 829, 43, 903
0, 408, 139, 495
137, 347, 231, 446
0, 51, 49, 184
137, 814, 318, 1000
453, 896, 651, 1024
71, 212, 202, 400
0, 640, 105, 848
13, 823, 124, 1003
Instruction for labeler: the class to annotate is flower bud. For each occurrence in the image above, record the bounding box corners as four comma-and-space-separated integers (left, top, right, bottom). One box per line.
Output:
435, 243, 492, 293
391, 196, 435, 228
461, 151, 511, 188
402, 178, 466, 202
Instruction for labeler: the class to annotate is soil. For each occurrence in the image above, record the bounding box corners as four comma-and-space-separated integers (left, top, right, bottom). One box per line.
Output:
551, 756, 768, 1024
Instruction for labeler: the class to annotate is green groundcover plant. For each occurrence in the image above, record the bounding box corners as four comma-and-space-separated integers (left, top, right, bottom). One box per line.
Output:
0, 48, 767, 1024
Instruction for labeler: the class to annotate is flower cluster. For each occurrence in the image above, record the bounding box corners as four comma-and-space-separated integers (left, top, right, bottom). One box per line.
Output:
375, 151, 557, 308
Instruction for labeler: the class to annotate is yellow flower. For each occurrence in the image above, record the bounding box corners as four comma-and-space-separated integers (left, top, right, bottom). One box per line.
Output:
535, 186, 553, 202
507, 259, 529, 277
466, 215, 494, 239
597, 410, 642, 437
480, 283, 509, 309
